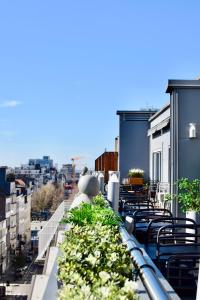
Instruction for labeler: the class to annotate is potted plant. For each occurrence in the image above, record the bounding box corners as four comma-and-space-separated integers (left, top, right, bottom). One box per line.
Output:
128, 168, 144, 185
177, 178, 200, 224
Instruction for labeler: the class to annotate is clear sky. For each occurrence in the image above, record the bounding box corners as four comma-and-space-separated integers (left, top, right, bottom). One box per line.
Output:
0, 1, 200, 169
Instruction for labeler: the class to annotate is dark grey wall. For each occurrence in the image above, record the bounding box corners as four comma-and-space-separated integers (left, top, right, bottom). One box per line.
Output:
167, 81, 200, 216
118, 112, 155, 181
178, 89, 200, 179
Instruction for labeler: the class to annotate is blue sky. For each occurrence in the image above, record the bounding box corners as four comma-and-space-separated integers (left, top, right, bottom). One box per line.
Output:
0, 1, 200, 168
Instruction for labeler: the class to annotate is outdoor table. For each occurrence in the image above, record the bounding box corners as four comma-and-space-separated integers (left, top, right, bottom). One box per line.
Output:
135, 220, 172, 233
146, 243, 200, 262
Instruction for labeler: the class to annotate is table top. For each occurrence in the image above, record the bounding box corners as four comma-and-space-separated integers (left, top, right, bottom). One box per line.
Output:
135, 221, 172, 230
146, 243, 200, 261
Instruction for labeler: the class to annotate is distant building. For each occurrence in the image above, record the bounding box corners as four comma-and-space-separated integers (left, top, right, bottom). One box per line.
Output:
0, 167, 17, 271
0, 167, 33, 273
31, 221, 47, 253
15, 179, 32, 244
117, 111, 156, 181
115, 136, 119, 153
29, 156, 53, 169
60, 164, 73, 178
95, 151, 118, 183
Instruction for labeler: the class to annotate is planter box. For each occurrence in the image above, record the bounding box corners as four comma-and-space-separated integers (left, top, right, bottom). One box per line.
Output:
128, 178, 144, 185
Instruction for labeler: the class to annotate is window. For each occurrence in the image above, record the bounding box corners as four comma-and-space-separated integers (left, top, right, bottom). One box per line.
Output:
153, 151, 162, 181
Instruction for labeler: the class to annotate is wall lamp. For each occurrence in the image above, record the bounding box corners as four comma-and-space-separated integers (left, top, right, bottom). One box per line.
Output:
189, 123, 197, 139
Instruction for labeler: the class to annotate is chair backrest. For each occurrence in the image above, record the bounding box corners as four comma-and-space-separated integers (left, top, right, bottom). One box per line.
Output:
133, 208, 172, 222
166, 254, 200, 297
132, 208, 172, 235
156, 223, 200, 261
120, 192, 149, 200
123, 197, 154, 215
146, 217, 196, 246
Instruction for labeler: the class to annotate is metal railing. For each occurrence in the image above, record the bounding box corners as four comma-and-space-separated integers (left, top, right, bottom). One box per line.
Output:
155, 182, 170, 208
119, 226, 179, 300
36, 201, 66, 261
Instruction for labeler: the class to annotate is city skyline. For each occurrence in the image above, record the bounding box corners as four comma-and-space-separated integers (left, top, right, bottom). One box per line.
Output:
0, 1, 200, 168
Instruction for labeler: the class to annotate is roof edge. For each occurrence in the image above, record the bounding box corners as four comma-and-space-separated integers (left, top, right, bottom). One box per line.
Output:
166, 79, 200, 93
116, 110, 157, 115
149, 103, 170, 122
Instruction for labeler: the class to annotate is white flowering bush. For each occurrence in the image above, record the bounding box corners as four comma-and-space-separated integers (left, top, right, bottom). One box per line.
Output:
128, 168, 144, 178
58, 195, 138, 299
59, 278, 136, 300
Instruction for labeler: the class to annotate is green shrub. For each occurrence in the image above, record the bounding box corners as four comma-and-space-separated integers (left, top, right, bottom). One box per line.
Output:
61, 195, 122, 227
91, 194, 109, 207
59, 278, 137, 300
128, 168, 144, 178
58, 194, 137, 299
58, 224, 137, 300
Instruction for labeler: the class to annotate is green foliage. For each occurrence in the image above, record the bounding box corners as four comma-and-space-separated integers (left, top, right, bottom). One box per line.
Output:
128, 168, 144, 178
177, 178, 200, 212
91, 194, 108, 207
58, 194, 138, 299
58, 224, 137, 300
61, 195, 122, 227
59, 276, 136, 300
166, 178, 200, 212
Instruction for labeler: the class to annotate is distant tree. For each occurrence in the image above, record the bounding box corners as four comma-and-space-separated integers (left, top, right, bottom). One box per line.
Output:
140, 106, 158, 112
31, 183, 64, 212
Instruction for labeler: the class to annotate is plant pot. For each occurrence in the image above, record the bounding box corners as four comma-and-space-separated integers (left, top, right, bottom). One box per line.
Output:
128, 177, 144, 185
186, 211, 200, 241
186, 211, 200, 224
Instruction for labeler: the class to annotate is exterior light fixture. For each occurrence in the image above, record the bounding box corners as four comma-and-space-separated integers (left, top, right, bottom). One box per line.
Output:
189, 123, 197, 139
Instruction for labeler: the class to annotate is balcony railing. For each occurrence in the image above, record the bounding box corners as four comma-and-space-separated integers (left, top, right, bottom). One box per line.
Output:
36, 201, 66, 261
155, 182, 170, 208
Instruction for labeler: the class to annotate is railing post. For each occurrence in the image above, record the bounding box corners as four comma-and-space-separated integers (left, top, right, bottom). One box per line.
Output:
107, 174, 119, 212
98, 173, 105, 194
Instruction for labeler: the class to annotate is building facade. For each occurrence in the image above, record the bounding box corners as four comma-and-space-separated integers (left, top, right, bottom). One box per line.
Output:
117, 111, 156, 181
29, 156, 53, 169
95, 151, 118, 183
148, 104, 170, 183
117, 79, 200, 216
0, 167, 32, 273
